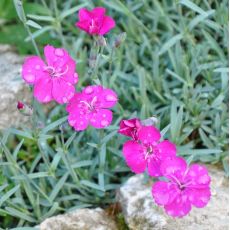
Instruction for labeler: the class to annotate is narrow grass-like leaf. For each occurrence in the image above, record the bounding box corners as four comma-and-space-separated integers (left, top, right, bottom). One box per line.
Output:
49, 173, 69, 202
60, 3, 89, 19
5, 207, 36, 223
80, 180, 105, 192
41, 116, 67, 134
27, 14, 55, 21
158, 34, 183, 55
26, 20, 42, 29
189, 10, 215, 30
180, 0, 207, 15
0, 185, 20, 206
13, 139, 24, 159
25, 26, 52, 42
72, 160, 93, 168
8, 128, 33, 139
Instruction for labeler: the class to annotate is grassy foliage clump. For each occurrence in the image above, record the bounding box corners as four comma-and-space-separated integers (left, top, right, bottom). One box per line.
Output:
0, 0, 228, 228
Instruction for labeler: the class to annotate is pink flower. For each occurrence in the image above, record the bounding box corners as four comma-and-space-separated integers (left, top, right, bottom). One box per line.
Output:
22, 45, 78, 104
122, 126, 176, 176
76, 7, 115, 35
66, 85, 118, 131
152, 157, 211, 217
118, 118, 142, 140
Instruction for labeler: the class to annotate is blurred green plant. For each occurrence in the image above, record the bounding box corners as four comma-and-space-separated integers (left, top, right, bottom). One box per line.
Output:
0, 0, 228, 228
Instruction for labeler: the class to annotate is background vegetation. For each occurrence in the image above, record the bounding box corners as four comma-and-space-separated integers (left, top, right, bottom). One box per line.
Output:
0, 0, 228, 228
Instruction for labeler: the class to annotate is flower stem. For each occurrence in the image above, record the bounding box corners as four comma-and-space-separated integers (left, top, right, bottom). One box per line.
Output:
60, 127, 80, 186
52, 0, 67, 48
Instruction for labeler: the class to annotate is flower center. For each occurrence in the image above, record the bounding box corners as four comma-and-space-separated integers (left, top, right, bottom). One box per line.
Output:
144, 144, 156, 160
44, 65, 69, 78
80, 96, 98, 112
170, 175, 192, 191
89, 19, 99, 33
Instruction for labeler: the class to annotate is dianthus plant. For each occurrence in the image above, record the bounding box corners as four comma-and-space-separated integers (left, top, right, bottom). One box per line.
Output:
19, 6, 211, 219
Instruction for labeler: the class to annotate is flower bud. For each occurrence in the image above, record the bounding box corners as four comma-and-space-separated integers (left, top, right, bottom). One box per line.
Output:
17, 101, 33, 116
118, 118, 142, 140
17, 101, 24, 110
141, 116, 158, 126
96, 36, 107, 47
114, 32, 126, 48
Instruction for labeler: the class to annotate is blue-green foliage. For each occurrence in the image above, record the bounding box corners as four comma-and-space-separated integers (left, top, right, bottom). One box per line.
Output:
0, 0, 228, 228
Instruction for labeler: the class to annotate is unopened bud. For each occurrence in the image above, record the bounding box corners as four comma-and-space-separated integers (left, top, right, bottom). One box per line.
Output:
114, 32, 126, 48
17, 101, 33, 116
141, 116, 158, 126
96, 36, 107, 47
17, 101, 24, 110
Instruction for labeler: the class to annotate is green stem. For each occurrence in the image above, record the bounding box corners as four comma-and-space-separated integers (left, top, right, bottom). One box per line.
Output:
38, 142, 50, 169
60, 128, 80, 185
52, 0, 66, 48
25, 25, 41, 57
15, 0, 40, 56
109, 46, 115, 75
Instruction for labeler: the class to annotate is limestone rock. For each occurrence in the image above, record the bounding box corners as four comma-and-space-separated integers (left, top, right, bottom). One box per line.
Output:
116, 165, 229, 230
39, 208, 118, 230
0, 45, 31, 130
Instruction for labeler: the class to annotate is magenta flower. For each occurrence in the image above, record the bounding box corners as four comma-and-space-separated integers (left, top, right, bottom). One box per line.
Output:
118, 118, 142, 140
76, 7, 115, 35
152, 157, 211, 217
22, 45, 78, 104
122, 126, 176, 176
66, 85, 118, 131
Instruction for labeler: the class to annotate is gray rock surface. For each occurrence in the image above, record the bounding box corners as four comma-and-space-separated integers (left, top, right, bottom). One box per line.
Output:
116, 165, 229, 230
39, 208, 118, 230
0, 45, 30, 129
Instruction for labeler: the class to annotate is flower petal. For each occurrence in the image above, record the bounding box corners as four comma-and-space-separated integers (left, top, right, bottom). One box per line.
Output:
44, 45, 69, 68
164, 195, 192, 217
22, 56, 46, 84
157, 140, 177, 159
147, 157, 162, 177
99, 88, 118, 108
186, 187, 211, 208
68, 109, 89, 131
52, 78, 75, 104
122, 140, 146, 174
152, 181, 178, 206
66, 93, 85, 113
160, 157, 187, 180
76, 20, 90, 33
92, 7, 106, 18
99, 16, 116, 35
61, 58, 77, 84
138, 126, 161, 144
78, 8, 91, 21
83, 85, 103, 98
90, 109, 112, 129
34, 77, 53, 103
186, 164, 211, 187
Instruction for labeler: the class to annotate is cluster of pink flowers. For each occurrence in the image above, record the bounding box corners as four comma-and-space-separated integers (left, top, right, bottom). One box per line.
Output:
20, 5, 211, 219
118, 118, 211, 217
21, 7, 117, 131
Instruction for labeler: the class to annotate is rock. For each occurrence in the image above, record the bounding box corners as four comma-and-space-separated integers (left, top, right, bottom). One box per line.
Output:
0, 45, 31, 130
116, 165, 229, 230
39, 208, 118, 230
